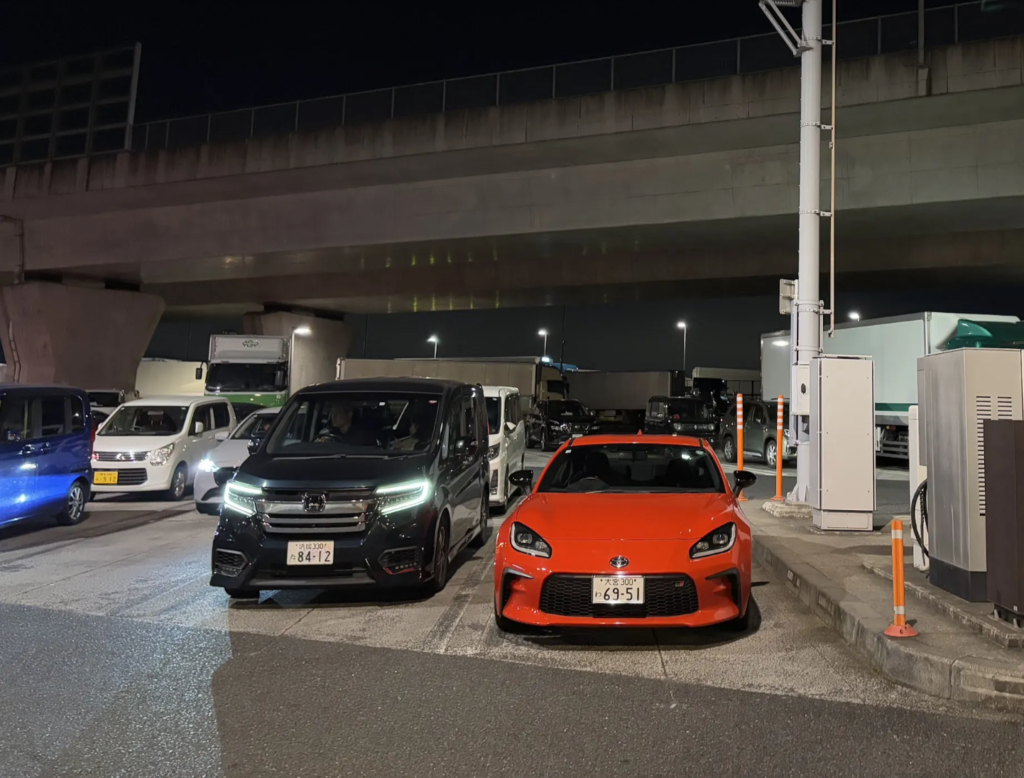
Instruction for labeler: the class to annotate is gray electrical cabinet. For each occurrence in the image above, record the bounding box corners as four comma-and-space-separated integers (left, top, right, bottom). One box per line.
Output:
918, 349, 1024, 601
810, 355, 875, 531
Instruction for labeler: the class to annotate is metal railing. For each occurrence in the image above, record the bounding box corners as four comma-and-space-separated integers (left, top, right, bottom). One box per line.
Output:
86, 1, 1024, 156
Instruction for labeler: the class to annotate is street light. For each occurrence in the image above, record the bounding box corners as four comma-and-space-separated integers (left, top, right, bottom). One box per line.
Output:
538, 329, 548, 359
676, 321, 688, 378
849, 311, 861, 321
288, 325, 312, 396
427, 335, 439, 359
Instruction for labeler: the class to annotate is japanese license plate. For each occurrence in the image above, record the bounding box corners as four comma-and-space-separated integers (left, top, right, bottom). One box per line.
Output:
93, 471, 118, 485
286, 541, 334, 565
591, 576, 644, 604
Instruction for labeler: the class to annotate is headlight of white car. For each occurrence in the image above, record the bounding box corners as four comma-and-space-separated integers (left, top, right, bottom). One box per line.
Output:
487, 443, 501, 460
198, 458, 219, 473
147, 443, 175, 466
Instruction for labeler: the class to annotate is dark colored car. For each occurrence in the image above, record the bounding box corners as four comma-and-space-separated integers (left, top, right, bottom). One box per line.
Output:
586, 409, 644, 436
719, 398, 795, 467
210, 378, 490, 598
644, 396, 718, 441
526, 399, 594, 451
0, 385, 92, 528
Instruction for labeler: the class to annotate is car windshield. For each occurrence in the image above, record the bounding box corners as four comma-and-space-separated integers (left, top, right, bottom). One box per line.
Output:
485, 398, 501, 433
99, 406, 188, 436
88, 391, 121, 408
650, 398, 711, 420
206, 363, 286, 393
231, 413, 277, 440
265, 391, 441, 456
538, 443, 724, 494
546, 400, 589, 418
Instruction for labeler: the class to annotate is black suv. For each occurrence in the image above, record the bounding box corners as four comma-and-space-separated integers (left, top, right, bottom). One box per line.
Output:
210, 378, 489, 598
526, 399, 594, 450
644, 396, 717, 441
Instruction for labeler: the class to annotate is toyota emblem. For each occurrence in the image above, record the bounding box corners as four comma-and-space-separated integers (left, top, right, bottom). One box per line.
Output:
610, 556, 629, 568
301, 493, 327, 513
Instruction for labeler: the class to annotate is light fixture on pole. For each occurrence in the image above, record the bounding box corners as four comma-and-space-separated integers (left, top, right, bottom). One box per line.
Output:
427, 335, 439, 359
676, 321, 688, 378
538, 329, 548, 359
288, 325, 312, 396
849, 311, 861, 322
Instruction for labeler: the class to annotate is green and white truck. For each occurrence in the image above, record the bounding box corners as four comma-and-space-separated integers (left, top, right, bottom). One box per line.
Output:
205, 334, 289, 408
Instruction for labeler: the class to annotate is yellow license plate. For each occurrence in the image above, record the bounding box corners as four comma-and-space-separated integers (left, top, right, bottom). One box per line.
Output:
93, 471, 119, 485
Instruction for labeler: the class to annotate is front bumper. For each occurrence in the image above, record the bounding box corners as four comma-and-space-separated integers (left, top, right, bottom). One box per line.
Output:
210, 505, 439, 591
496, 543, 749, 628
90, 461, 176, 493
489, 455, 507, 505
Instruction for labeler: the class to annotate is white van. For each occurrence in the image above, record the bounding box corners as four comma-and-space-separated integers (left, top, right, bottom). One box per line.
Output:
91, 396, 236, 501
483, 386, 527, 510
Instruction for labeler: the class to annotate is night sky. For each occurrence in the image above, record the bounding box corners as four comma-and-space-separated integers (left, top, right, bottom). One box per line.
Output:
4, 0, 1023, 372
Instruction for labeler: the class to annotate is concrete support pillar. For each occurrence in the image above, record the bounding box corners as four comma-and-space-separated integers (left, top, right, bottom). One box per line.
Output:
0, 282, 164, 389
242, 311, 353, 394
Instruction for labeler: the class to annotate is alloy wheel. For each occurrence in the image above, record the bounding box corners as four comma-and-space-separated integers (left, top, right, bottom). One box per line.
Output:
67, 483, 85, 521
766, 440, 777, 468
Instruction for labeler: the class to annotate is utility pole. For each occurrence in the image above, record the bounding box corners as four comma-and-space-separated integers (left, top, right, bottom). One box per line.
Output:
759, 0, 829, 503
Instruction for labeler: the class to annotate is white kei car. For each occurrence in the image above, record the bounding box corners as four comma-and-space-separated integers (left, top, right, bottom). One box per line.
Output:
483, 385, 527, 511
91, 397, 236, 501
194, 406, 280, 515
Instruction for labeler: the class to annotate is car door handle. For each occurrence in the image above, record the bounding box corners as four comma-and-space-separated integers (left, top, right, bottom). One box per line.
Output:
20, 443, 49, 455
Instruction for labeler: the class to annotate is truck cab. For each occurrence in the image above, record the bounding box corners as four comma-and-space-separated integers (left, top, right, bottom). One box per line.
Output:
206, 335, 289, 408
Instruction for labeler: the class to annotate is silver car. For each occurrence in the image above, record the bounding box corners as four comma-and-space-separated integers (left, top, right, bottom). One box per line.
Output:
194, 407, 280, 514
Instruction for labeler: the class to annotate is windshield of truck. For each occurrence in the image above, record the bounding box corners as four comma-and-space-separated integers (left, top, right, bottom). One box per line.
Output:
265, 391, 441, 455
100, 406, 188, 436
88, 391, 121, 408
546, 400, 590, 418
206, 363, 286, 393
485, 397, 500, 433
539, 443, 724, 494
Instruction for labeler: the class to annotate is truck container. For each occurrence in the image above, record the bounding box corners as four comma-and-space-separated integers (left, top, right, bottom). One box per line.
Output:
567, 371, 673, 414
761, 312, 1021, 459
136, 359, 206, 397
206, 335, 289, 408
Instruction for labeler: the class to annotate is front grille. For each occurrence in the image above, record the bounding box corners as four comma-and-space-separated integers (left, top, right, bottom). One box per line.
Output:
261, 561, 365, 579
257, 487, 374, 535
539, 574, 699, 619
93, 451, 147, 463
214, 549, 246, 576
95, 468, 148, 486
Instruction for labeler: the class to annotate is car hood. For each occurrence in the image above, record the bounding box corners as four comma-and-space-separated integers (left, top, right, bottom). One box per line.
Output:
511, 492, 738, 541
92, 435, 181, 452
238, 451, 432, 489
207, 440, 250, 468
545, 416, 592, 424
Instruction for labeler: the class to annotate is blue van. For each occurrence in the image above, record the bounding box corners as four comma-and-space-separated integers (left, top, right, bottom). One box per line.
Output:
0, 386, 93, 528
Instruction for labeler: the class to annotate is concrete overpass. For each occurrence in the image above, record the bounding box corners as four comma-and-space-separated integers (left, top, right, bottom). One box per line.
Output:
2, 33, 1024, 384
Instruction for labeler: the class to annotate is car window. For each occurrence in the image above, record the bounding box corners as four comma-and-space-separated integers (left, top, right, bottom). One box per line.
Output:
69, 395, 86, 434
231, 413, 277, 440
485, 397, 500, 434
190, 406, 213, 435
212, 402, 232, 430
538, 443, 724, 494
750, 405, 766, 425
0, 394, 30, 443
39, 397, 67, 438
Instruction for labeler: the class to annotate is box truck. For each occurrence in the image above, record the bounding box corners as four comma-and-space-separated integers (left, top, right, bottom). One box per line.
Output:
206, 335, 289, 408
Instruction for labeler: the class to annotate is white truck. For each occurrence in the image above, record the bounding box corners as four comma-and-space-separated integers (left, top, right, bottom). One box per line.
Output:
335, 358, 566, 406
206, 335, 290, 408
136, 359, 206, 397
567, 371, 673, 413
761, 312, 1021, 459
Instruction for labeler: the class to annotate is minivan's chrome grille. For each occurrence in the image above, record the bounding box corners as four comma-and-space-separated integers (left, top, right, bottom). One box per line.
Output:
257, 490, 372, 535
93, 451, 147, 462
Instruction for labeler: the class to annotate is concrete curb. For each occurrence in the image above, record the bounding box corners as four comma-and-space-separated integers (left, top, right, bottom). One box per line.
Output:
760, 500, 812, 519
751, 531, 1024, 712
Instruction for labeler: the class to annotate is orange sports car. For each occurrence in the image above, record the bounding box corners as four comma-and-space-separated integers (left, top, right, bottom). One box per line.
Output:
494, 434, 755, 631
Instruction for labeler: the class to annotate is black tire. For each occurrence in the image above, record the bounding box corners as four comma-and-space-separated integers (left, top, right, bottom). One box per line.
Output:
55, 479, 89, 526
470, 496, 489, 548
722, 435, 737, 464
224, 587, 259, 599
424, 517, 451, 594
764, 438, 778, 468
166, 464, 188, 501
541, 428, 551, 452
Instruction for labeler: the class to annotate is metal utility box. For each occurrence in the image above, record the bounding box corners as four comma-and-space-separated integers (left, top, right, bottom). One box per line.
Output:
810, 355, 875, 531
983, 420, 1024, 625
919, 349, 1024, 602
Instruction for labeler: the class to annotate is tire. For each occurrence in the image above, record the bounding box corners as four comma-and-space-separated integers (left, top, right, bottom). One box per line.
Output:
470, 496, 489, 548
166, 464, 188, 501
424, 517, 451, 594
541, 428, 550, 452
224, 587, 259, 599
722, 436, 737, 464
55, 479, 89, 526
764, 438, 778, 468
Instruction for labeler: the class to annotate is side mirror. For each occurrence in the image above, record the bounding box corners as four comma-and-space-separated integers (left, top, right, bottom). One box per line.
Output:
505, 421, 516, 434
509, 470, 534, 489
215, 430, 229, 441
248, 435, 264, 455
731, 469, 756, 496
193, 421, 205, 436
195, 366, 204, 380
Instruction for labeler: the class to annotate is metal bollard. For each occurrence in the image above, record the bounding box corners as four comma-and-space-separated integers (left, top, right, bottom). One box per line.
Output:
884, 519, 918, 638
772, 395, 784, 501
736, 393, 747, 501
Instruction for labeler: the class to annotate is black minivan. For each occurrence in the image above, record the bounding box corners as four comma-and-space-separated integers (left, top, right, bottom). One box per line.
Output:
210, 378, 490, 598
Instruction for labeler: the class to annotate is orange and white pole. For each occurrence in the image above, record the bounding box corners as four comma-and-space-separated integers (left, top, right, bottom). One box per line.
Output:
884, 519, 918, 638
772, 395, 785, 501
736, 393, 747, 501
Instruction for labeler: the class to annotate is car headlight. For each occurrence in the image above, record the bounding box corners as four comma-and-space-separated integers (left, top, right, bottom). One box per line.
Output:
690, 522, 737, 559
147, 443, 175, 466
559, 422, 572, 432
783, 428, 791, 439
198, 458, 219, 473
487, 443, 501, 461
510, 522, 552, 558
224, 480, 262, 516
376, 479, 432, 515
